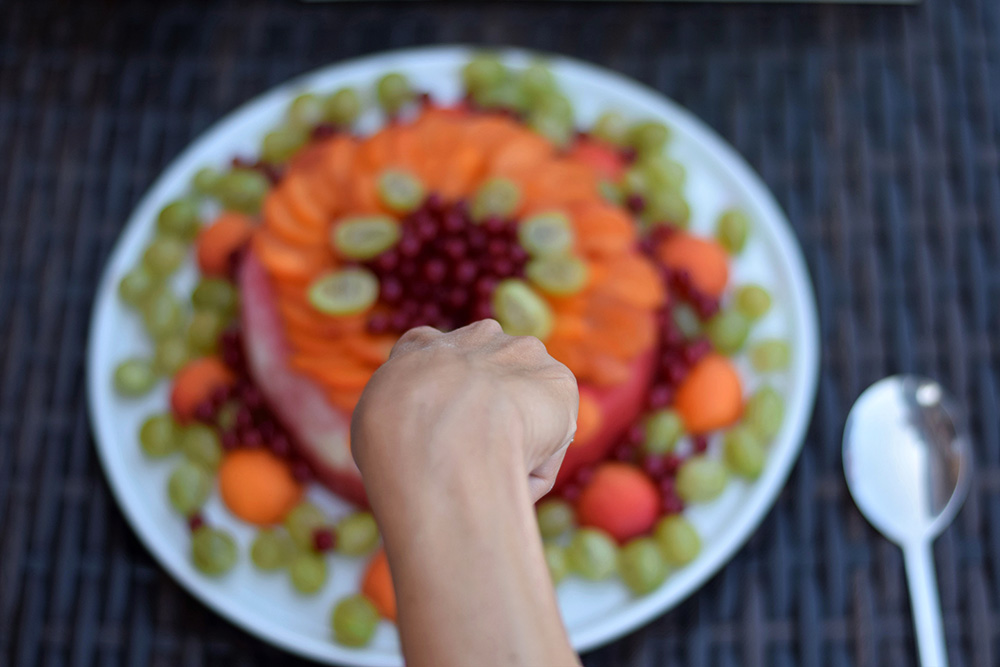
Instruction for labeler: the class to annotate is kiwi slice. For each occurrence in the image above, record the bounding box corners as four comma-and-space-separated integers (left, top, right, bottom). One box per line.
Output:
308, 268, 379, 316
491, 279, 554, 339
331, 215, 401, 260
518, 212, 574, 258
526, 256, 589, 296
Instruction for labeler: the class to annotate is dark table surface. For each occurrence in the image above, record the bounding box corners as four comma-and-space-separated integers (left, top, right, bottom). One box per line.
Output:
2, 1, 999, 665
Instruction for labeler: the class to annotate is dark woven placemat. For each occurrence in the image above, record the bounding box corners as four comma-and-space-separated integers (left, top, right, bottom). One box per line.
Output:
2, 0, 998, 665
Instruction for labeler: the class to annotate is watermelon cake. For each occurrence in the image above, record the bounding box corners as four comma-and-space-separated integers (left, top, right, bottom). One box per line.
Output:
111, 54, 791, 648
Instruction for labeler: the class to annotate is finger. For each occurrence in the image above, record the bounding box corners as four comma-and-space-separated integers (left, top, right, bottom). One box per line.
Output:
527, 444, 570, 502
388, 326, 441, 359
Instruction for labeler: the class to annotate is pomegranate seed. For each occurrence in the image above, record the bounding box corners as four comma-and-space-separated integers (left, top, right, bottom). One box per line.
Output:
311, 123, 337, 140
242, 386, 264, 410
483, 216, 506, 234
664, 360, 688, 385
312, 528, 336, 552
468, 228, 488, 251
399, 235, 422, 258
642, 455, 668, 478
442, 213, 465, 233
692, 435, 709, 453
627, 424, 646, 445
210, 384, 231, 407
575, 466, 595, 486
487, 238, 508, 256
663, 453, 682, 476
509, 245, 529, 264
188, 514, 205, 532
291, 461, 312, 482
221, 431, 239, 450
423, 259, 447, 283
447, 288, 467, 309
620, 147, 638, 163
472, 301, 494, 321
244, 430, 263, 449
375, 250, 400, 273
626, 194, 645, 213
443, 238, 467, 259
648, 384, 674, 409
389, 311, 411, 331
684, 338, 712, 364
193, 401, 216, 423
491, 258, 514, 275
270, 433, 291, 457
613, 442, 634, 461
561, 483, 581, 502
258, 420, 277, 441
659, 476, 676, 495
661, 494, 685, 515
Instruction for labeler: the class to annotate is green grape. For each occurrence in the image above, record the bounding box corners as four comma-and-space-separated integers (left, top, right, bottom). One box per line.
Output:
139, 413, 179, 458
308, 268, 379, 316
113, 358, 157, 397
526, 256, 588, 296
191, 526, 238, 576
535, 93, 574, 124
376, 72, 412, 114
217, 168, 269, 214
734, 284, 772, 321
251, 529, 294, 570
142, 288, 185, 340
118, 265, 160, 308
167, 461, 212, 515
654, 515, 701, 566
335, 512, 379, 556
153, 335, 190, 377
142, 237, 186, 277
716, 208, 750, 254
627, 120, 671, 157
618, 538, 669, 595
462, 54, 508, 94
750, 340, 791, 373
544, 542, 569, 584
192, 167, 223, 195
332, 214, 403, 261
536, 499, 575, 539
518, 211, 574, 258
675, 456, 728, 504
187, 309, 225, 354
181, 423, 223, 470
592, 111, 629, 146
566, 528, 618, 581
284, 502, 328, 551
473, 78, 529, 112
375, 170, 425, 214
191, 278, 238, 316
492, 279, 554, 339
331, 594, 379, 647
644, 409, 684, 455
156, 199, 202, 241
323, 87, 361, 126
519, 62, 555, 102
672, 303, 702, 340
289, 552, 328, 594
744, 386, 784, 441
287, 93, 326, 129
261, 126, 308, 163
527, 110, 573, 148
598, 180, 623, 205
643, 189, 690, 227
723, 425, 765, 479
470, 177, 522, 222
639, 156, 686, 191
705, 309, 749, 355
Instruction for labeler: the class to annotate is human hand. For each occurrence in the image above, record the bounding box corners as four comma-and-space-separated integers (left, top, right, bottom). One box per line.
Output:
351, 319, 579, 501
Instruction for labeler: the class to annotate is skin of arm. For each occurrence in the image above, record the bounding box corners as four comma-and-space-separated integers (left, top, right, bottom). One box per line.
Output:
351, 320, 582, 667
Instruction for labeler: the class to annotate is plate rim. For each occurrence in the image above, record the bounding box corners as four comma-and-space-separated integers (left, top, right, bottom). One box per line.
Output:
86, 45, 820, 666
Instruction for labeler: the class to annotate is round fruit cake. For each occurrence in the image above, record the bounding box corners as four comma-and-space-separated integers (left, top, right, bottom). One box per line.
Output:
112, 54, 791, 649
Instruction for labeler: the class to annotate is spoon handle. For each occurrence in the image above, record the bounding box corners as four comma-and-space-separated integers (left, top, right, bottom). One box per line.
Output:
903, 541, 948, 667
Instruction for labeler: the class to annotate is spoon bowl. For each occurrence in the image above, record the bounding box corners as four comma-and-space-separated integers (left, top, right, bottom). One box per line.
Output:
843, 375, 973, 667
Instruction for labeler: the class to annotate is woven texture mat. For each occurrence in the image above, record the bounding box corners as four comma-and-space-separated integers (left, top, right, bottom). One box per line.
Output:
2, 1, 999, 665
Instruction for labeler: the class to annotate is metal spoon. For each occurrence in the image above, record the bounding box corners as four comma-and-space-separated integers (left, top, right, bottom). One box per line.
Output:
843, 375, 972, 667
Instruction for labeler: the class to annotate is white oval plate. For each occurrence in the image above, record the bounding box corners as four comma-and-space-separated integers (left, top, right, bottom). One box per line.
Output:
87, 46, 819, 666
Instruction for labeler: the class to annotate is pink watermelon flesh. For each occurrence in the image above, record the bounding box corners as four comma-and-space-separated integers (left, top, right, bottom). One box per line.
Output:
239, 249, 656, 505
239, 251, 368, 506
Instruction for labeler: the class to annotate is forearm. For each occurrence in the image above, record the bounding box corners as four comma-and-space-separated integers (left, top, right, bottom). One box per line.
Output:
366, 442, 579, 667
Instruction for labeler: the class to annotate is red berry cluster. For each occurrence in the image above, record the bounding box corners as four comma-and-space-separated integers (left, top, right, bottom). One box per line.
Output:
231, 156, 285, 186
365, 196, 529, 334
194, 328, 315, 483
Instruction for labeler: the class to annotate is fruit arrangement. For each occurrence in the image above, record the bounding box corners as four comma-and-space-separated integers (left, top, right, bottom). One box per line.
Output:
112, 53, 791, 649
